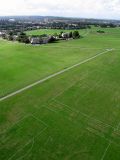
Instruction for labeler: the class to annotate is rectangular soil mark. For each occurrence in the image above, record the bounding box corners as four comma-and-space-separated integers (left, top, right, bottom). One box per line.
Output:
0, 115, 47, 160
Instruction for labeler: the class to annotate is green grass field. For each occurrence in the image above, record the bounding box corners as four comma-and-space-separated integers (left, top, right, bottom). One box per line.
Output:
26, 28, 87, 36
0, 27, 120, 160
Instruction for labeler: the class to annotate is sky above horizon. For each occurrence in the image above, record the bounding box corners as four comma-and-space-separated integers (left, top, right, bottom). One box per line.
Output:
0, 0, 120, 20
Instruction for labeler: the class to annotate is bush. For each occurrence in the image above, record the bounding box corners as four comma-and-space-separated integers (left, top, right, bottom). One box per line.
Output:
97, 30, 105, 33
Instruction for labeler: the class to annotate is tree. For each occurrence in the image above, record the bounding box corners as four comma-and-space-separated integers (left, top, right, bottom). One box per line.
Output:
59, 31, 63, 38
48, 36, 56, 43
8, 35, 13, 41
72, 31, 80, 39
69, 32, 73, 38
109, 23, 116, 28
100, 24, 108, 28
53, 33, 58, 37
24, 37, 30, 44
17, 32, 30, 43
9, 31, 14, 36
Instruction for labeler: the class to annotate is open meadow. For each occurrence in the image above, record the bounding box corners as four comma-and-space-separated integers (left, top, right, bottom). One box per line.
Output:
0, 27, 120, 159
25, 28, 87, 36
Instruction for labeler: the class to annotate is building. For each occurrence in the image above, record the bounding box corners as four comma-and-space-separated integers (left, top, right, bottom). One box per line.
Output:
30, 36, 55, 45
61, 33, 70, 39
30, 37, 40, 44
0, 32, 6, 37
13, 35, 18, 41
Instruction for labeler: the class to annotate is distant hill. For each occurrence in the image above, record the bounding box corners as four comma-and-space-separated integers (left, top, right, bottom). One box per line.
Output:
0, 16, 120, 25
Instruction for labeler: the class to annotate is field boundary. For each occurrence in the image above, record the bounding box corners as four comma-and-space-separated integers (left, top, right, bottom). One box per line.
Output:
100, 142, 111, 160
0, 49, 113, 102
52, 99, 115, 130
6, 114, 48, 160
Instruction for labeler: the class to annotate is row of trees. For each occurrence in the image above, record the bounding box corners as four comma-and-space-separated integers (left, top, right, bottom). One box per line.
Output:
2, 32, 30, 44
54, 31, 81, 39
95, 23, 117, 28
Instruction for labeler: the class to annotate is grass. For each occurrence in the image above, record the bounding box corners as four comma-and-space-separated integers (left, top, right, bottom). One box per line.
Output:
0, 27, 120, 160
26, 28, 87, 36
0, 29, 98, 97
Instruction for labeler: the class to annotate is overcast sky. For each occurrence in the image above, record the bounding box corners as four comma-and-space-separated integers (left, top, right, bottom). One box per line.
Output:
0, 0, 120, 20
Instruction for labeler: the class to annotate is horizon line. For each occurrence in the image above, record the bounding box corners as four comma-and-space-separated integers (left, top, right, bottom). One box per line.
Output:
0, 15, 119, 21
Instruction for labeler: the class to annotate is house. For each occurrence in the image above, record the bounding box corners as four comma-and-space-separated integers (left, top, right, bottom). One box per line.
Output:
30, 37, 41, 44
30, 36, 55, 45
42, 36, 52, 44
61, 33, 69, 39
13, 35, 18, 41
0, 32, 6, 37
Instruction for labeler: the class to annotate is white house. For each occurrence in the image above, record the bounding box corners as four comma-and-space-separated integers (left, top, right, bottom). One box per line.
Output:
61, 33, 69, 39
0, 32, 5, 37
30, 36, 54, 45
30, 37, 40, 44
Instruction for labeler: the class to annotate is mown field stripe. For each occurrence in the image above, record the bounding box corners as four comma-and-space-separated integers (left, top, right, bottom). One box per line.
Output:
0, 49, 113, 102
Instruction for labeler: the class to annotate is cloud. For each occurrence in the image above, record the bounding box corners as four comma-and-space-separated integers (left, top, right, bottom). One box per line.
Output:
0, 0, 120, 19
